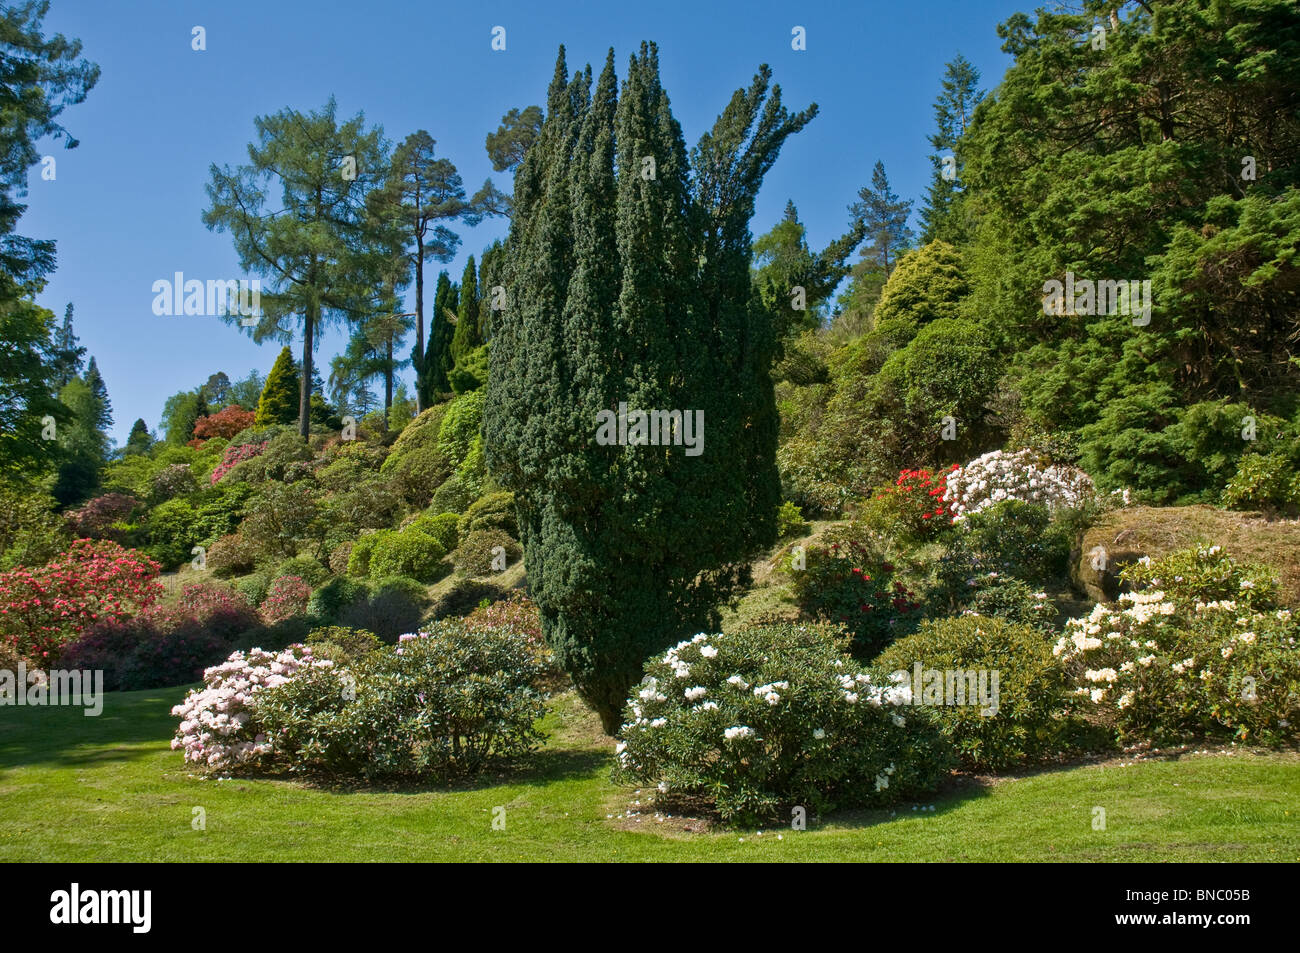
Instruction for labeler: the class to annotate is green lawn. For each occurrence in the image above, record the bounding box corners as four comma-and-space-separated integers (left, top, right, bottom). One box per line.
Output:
1, 687, 1296, 862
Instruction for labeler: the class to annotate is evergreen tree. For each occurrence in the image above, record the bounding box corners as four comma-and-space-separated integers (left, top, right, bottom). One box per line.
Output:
919, 54, 983, 245
204, 98, 389, 439
486, 106, 544, 172
160, 389, 205, 445
371, 130, 485, 413
201, 371, 233, 407
256, 346, 301, 426
451, 255, 481, 366
83, 356, 111, 433
228, 369, 265, 411
123, 418, 153, 456
0, 296, 69, 475
51, 302, 85, 387
420, 271, 457, 402
477, 240, 508, 340
486, 44, 811, 731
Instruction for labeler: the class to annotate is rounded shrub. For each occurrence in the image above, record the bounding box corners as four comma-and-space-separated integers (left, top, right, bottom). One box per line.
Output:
456, 491, 517, 543
305, 625, 383, 663
615, 621, 953, 825
271, 555, 331, 588
369, 529, 448, 583
455, 528, 521, 576
255, 621, 546, 780
410, 511, 460, 553
346, 531, 390, 578
429, 473, 471, 514
307, 576, 371, 625
875, 616, 1073, 770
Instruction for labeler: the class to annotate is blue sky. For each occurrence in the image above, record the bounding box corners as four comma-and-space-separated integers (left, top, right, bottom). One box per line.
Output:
23, 0, 1025, 445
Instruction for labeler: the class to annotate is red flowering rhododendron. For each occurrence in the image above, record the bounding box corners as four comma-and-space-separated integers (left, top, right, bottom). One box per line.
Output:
0, 539, 163, 661
210, 439, 268, 484
876, 466, 959, 535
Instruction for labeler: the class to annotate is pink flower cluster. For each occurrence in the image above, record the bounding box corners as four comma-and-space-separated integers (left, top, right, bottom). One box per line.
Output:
170, 645, 333, 769
210, 440, 268, 484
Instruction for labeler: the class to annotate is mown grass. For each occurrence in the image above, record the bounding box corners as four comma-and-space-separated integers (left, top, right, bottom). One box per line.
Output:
1, 687, 1296, 862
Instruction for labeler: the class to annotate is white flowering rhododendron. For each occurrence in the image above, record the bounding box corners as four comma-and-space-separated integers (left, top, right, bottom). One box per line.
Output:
170, 645, 336, 770
943, 449, 1095, 521
613, 623, 952, 824
1054, 551, 1300, 743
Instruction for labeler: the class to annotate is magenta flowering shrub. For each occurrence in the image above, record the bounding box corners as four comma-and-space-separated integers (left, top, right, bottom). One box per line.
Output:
260, 575, 311, 625
210, 440, 268, 484
170, 646, 333, 770
65, 493, 140, 540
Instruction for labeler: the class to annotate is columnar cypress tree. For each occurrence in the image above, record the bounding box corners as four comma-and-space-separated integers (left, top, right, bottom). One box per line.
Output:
486, 44, 811, 731
421, 271, 457, 402
256, 346, 300, 426
451, 254, 480, 364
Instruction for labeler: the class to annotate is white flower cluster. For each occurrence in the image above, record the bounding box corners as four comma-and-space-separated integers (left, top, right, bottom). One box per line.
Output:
170, 646, 333, 770
943, 449, 1094, 521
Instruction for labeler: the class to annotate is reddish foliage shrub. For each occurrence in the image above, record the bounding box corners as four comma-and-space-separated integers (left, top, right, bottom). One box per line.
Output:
193, 405, 257, 441
0, 540, 162, 662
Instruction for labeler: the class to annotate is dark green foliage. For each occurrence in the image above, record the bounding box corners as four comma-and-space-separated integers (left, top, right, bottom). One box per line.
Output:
451, 255, 481, 366
307, 577, 372, 624
485, 45, 805, 731
421, 272, 457, 402
919, 54, 983, 245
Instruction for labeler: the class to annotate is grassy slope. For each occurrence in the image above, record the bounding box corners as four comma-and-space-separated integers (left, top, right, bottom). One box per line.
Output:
1, 687, 1296, 862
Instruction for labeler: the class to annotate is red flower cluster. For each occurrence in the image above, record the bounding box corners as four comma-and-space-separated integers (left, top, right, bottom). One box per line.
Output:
210, 439, 268, 484
886, 466, 960, 524
0, 539, 162, 661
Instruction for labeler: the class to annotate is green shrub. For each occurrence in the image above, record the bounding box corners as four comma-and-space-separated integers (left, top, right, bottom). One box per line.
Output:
380, 405, 452, 508
256, 622, 546, 780
936, 501, 1070, 608
1222, 452, 1300, 514
338, 576, 428, 642
307, 576, 371, 624
614, 622, 953, 825
429, 473, 471, 514
305, 625, 383, 663
776, 501, 807, 540
346, 531, 390, 578
783, 523, 921, 659
369, 529, 448, 583
328, 540, 353, 576
455, 528, 521, 576
436, 390, 486, 470
1119, 544, 1279, 611
271, 555, 331, 589
876, 616, 1073, 770
456, 490, 517, 543
1055, 582, 1300, 746
206, 533, 258, 577
966, 577, 1057, 631
409, 511, 460, 553
233, 571, 271, 607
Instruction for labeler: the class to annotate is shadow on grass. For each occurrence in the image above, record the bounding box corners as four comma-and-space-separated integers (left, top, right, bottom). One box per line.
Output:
0, 688, 186, 770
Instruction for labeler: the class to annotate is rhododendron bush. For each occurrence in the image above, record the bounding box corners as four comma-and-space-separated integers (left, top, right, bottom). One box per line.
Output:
614, 622, 952, 825
784, 525, 921, 659
943, 449, 1094, 521
0, 539, 162, 661
172, 623, 545, 780
259, 575, 311, 625
210, 440, 268, 484
1054, 545, 1300, 744
171, 646, 327, 770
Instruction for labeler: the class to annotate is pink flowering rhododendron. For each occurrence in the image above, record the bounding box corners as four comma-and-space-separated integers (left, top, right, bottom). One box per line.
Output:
170, 645, 335, 770
210, 440, 268, 484
0, 539, 162, 661
259, 575, 310, 625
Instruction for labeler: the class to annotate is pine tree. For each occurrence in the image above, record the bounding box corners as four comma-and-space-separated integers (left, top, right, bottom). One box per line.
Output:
256, 346, 300, 426
82, 356, 112, 433
919, 54, 983, 244
486, 44, 811, 731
